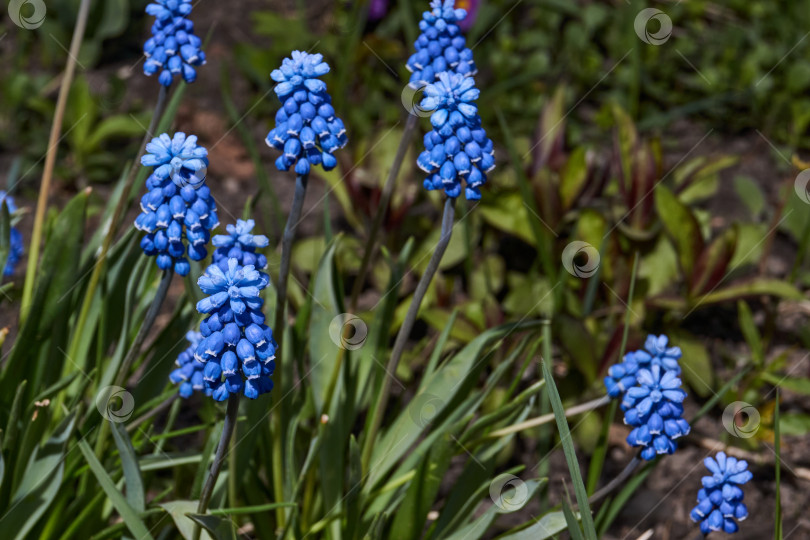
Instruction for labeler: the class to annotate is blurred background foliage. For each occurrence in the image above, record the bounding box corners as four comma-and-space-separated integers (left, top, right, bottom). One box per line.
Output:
1, 0, 810, 538
2, 0, 809, 457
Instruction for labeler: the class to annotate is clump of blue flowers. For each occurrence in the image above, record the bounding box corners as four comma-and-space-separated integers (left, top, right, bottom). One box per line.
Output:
143, 0, 206, 86
212, 219, 269, 272
194, 259, 277, 401
690, 452, 752, 535
169, 331, 212, 398
622, 365, 690, 460
604, 334, 682, 398
135, 133, 218, 276
416, 72, 494, 200
265, 51, 348, 176
407, 0, 476, 88
0, 191, 23, 277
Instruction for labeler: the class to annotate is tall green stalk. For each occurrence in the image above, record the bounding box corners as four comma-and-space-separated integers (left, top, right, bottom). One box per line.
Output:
113, 269, 174, 389
271, 172, 309, 527
93, 268, 173, 458
194, 394, 240, 540
21, 0, 93, 320
362, 197, 455, 471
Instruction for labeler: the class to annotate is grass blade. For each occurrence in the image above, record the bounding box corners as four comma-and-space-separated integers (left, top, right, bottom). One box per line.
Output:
561, 484, 585, 540
78, 439, 154, 540
775, 389, 782, 540
540, 322, 598, 540
110, 422, 145, 512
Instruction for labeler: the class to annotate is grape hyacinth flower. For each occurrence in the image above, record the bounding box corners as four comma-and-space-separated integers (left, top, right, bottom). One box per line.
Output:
690, 452, 752, 535
407, 0, 477, 88
169, 331, 212, 398
604, 334, 683, 398
416, 72, 495, 200
265, 51, 348, 176
195, 259, 277, 401
0, 191, 23, 277
622, 365, 690, 460
135, 132, 218, 276
143, 0, 206, 86
212, 219, 270, 272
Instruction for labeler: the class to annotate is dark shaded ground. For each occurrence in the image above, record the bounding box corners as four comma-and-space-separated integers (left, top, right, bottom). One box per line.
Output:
1, 1, 809, 538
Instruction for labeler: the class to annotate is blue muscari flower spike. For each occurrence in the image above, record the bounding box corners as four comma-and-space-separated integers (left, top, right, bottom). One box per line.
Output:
169, 331, 212, 398
406, 0, 477, 88
136, 132, 218, 276
604, 334, 682, 398
142, 132, 209, 188
690, 452, 752, 535
195, 258, 277, 401
621, 364, 690, 460
0, 191, 23, 277
265, 51, 348, 175
212, 219, 270, 273
416, 72, 495, 200
143, 0, 206, 86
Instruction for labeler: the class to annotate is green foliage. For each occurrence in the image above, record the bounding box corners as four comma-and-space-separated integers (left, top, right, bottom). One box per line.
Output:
1, 1, 806, 538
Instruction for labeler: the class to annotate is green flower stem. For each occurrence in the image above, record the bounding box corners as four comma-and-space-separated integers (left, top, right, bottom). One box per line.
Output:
113, 268, 174, 389
93, 268, 173, 461
362, 196, 456, 471
486, 395, 611, 439
271, 171, 309, 528
20, 0, 93, 320
274, 172, 309, 350
193, 393, 240, 540
349, 113, 419, 311
67, 85, 169, 364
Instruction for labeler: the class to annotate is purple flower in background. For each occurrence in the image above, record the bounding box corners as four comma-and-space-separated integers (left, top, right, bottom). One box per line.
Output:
368, 0, 389, 21
455, 0, 481, 32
